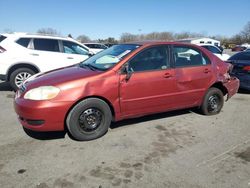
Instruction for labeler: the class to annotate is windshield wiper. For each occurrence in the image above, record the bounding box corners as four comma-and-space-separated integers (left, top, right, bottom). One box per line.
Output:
80, 63, 99, 71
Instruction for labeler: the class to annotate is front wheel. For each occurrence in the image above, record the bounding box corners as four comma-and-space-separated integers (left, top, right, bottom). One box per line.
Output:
200, 87, 224, 115
66, 98, 112, 141
9, 68, 35, 91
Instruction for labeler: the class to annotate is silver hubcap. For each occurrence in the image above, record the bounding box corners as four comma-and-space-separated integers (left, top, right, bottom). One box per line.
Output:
15, 72, 32, 88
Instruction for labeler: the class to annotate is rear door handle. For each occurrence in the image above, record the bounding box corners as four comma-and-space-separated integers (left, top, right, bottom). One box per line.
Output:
67, 57, 74, 59
30, 53, 39, 56
163, 73, 172, 78
203, 68, 211, 73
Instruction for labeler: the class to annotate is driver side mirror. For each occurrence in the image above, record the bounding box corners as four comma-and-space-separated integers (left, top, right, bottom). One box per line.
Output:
121, 64, 133, 81
88, 51, 95, 57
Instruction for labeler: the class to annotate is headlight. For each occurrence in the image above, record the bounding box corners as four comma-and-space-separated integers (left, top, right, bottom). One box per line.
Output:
24, 86, 60, 100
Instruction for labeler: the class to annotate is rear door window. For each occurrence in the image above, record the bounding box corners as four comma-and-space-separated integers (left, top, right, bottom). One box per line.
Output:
173, 46, 210, 67
16, 38, 31, 48
203, 46, 221, 54
33, 39, 60, 52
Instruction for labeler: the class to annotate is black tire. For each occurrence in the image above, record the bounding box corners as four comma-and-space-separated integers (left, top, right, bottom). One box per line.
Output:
9, 68, 35, 91
66, 98, 112, 141
200, 87, 224, 115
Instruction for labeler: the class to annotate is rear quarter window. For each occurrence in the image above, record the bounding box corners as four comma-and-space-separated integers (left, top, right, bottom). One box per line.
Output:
16, 38, 31, 48
0, 35, 7, 43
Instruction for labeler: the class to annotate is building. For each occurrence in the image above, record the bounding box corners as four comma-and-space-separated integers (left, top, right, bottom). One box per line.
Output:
177, 37, 221, 46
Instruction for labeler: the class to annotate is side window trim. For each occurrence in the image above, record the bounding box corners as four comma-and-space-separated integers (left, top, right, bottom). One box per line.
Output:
127, 45, 170, 73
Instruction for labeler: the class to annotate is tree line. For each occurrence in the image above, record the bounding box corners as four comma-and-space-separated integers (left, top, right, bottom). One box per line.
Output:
4, 21, 250, 47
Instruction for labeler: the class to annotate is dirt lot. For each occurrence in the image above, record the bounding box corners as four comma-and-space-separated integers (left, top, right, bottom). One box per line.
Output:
0, 81, 249, 188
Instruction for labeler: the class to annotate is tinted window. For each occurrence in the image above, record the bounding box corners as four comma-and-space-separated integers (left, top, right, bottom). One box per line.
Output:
129, 46, 168, 72
16, 38, 30, 48
202, 46, 221, 54
85, 44, 93, 48
96, 44, 107, 49
33, 39, 59, 52
173, 46, 210, 67
229, 52, 250, 61
63, 41, 89, 55
0, 35, 7, 43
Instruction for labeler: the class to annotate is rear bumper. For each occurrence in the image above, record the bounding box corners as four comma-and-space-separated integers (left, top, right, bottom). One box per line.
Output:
223, 77, 240, 100
234, 74, 250, 91
0, 74, 6, 81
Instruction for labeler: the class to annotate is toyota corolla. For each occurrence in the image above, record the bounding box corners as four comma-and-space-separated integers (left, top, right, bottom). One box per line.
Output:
14, 42, 239, 141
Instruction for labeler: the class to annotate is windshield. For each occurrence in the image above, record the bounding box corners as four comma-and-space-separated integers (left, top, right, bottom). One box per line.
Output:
80, 44, 141, 70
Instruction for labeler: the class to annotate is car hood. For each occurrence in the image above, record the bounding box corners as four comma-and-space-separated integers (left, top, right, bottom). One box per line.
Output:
25, 65, 101, 88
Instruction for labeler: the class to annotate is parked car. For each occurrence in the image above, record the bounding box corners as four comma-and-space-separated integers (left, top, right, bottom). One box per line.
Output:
105, 43, 115, 48
14, 42, 239, 141
0, 33, 93, 90
228, 51, 250, 90
83, 43, 108, 53
232, 45, 247, 52
199, 44, 230, 61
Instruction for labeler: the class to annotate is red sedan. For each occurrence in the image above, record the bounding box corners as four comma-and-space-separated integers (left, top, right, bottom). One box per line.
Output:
14, 42, 239, 141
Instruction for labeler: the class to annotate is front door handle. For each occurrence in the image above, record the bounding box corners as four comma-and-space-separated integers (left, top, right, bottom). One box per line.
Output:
203, 68, 211, 73
67, 57, 74, 59
30, 53, 39, 56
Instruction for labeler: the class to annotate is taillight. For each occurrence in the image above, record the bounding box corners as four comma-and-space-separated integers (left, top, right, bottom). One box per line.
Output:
243, 66, 250, 72
0, 46, 6, 53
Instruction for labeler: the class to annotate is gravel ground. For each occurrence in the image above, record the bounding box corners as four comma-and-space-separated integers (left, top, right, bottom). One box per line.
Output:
0, 81, 249, 188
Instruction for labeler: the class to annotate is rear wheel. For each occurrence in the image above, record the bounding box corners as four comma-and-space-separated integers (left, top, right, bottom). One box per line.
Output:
66, 98, 112, 141
200, 87, 224, 115
9, 68, 35, 91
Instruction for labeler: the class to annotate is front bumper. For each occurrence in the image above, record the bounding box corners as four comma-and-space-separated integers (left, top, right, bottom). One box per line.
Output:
223, 77, 240, 100
14, 95, 73, 132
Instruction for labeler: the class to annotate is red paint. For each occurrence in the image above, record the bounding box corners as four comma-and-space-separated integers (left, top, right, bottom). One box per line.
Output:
14, 42, 239, 132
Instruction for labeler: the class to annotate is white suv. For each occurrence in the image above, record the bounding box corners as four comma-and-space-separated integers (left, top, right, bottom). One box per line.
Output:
0, 33, 92, 90
198, 44, 230, 61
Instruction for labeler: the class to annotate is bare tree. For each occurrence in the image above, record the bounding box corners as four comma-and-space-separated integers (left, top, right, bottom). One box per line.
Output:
3, 28, 14, 33
76, 35, 91, 43
241, 21, 250, 43
120, 33, 138, 43
37, 28, 61, 36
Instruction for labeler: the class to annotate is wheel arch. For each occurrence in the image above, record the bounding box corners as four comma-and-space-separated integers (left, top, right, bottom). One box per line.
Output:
7, 63, 40, 81
209, 82, 228, 96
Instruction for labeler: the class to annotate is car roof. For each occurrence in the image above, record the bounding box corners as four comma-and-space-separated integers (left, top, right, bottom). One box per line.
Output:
1, 32, 76, 41
123, 41, 201, 47
84, 43, 106, 45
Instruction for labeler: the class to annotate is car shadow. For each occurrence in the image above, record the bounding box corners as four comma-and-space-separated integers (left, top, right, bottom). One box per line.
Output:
23, 108, 197, 141
0, 81, 12, 91
110, 108, 196, 129
23, 127, 66, 140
